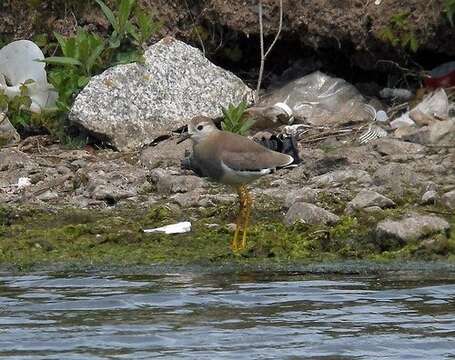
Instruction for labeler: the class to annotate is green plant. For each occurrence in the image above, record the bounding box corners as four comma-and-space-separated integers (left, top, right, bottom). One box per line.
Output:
48, 67, 85, 111
42, 0, 161, 114
44, 30, 105, 77
0, 86, 32, 129
95, 0, 161, 63
221, 101, 254, 135
129, 8, 163, 48
379, 12, 420, 52
95, 0, 136, 48
444, 0, 455, 26
42, 30, 105, 111
2, 0, 162, 143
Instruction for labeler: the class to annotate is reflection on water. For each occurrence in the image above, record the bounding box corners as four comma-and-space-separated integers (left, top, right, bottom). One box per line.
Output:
0, 270, 454, 359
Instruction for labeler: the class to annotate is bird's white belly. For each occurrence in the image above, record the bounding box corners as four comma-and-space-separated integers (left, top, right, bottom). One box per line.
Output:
219, 161, 271, 186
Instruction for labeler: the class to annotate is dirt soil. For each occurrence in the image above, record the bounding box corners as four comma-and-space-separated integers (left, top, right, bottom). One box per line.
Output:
1, 0, 453, 72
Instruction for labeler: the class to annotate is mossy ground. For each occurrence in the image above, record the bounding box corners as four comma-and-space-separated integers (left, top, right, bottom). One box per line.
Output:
0, 200, 454, 271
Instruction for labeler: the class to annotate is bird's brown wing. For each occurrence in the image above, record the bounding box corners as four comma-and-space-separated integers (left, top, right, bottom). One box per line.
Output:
218, 132, 294, 171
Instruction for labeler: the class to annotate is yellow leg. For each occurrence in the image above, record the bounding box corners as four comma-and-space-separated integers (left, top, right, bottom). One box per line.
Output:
231, 186, 246, 251
231, 185, 252, 252
240, 189, 252, 250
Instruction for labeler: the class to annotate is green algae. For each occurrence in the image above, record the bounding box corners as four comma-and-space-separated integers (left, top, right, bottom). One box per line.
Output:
0, 201, 454, 271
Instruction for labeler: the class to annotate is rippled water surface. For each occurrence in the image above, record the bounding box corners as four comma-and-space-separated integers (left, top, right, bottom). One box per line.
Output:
1, 269, 455, 359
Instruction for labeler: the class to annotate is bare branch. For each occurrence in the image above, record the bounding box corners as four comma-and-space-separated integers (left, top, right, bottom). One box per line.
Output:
256, 0, 283, 102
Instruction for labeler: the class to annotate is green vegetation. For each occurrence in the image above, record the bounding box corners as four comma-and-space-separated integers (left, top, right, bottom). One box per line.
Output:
221, 101, 254, 135
0, 198, 453, 270
0, 86, 32, 129
379, 12, 420, 52
1, 0, 161, 145
444, 0, 455, 26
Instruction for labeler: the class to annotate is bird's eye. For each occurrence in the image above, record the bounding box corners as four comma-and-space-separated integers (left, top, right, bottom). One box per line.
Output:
197, 125, 204, 131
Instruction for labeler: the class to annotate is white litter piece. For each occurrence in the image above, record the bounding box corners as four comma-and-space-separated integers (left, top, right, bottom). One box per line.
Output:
379, 88, 413, 101
390, 88, 449, 129
375, 110, 388, 122
273, 102, 294, 124
144, 221, 191, 234
0, 40, 57, 113
359, 124, 388, 144
390, 113, 416, 129
17, 177, 31, 189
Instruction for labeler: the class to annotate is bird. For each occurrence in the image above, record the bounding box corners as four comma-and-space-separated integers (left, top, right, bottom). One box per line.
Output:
178, 116, 294, 252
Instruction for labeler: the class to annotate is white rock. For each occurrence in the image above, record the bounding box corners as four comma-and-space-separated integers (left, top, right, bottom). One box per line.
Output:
0, 40, 56, 112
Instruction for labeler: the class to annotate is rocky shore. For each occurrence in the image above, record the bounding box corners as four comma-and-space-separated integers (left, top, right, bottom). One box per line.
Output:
1, 130, 454, 269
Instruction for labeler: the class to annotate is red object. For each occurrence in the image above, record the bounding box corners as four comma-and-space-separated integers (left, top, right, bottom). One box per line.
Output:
424, 61, 455, 89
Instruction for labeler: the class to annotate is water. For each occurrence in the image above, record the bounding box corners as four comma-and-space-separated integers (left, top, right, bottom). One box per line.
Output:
0, 269, 455, 359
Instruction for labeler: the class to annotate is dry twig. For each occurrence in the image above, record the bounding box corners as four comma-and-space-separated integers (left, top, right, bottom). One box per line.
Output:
256, 0, 283, 101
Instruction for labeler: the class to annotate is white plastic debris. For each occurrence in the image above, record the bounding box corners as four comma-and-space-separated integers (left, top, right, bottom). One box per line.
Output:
390, 89, 449, 129
390, 113, 416, 129
0, 40, 57, 113
379, 88, 413, 101
144, 221, 192, 234
272, 102, 294, 124
359, 124, 388, 144
375, 110, 388, 123
255, 71, 372, 127
17, 177, 31, 189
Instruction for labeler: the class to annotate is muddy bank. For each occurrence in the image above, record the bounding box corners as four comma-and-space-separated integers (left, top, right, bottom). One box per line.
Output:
1, 133, 454, 269
1, 0, 454, 76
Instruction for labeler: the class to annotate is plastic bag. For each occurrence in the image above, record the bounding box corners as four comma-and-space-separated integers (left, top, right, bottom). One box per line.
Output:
249, 71, 374, 128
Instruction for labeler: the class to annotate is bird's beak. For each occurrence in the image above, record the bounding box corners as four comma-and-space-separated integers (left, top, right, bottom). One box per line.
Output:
177, 132, 192, 144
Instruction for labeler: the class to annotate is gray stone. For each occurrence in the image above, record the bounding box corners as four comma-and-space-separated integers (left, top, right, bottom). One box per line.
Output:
441, 190, 455, 209
36, 190, 59, 202
140, 137, 191, 170
307, 155, 349, 176
362, 206, 384, 214
422, 181, 438, 192
91, 185, 136, 202
0, 149, 36, 171
285, 202, 340, 225
76, 159, 148, 203
373, 138, 425, 156
346, 190, 395, 213
373, 164, 419, 186
311, 169, 372, 188
429, 120, 455, 145
149, 168, 205, 194
376, 214, 450, 243
0, 112, 20, 146
397, 126, 431, 144
70, 37, 254, 151
421, 190, 438, 205
171, 189, 208, 208
284, 187, 319, 208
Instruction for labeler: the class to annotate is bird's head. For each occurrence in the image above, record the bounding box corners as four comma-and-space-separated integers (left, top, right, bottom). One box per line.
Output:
177, 116, 218, 144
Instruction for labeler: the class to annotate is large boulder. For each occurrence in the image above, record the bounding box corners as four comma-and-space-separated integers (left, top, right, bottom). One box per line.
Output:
70, 37, 254, 151
376, 214, 450, 244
